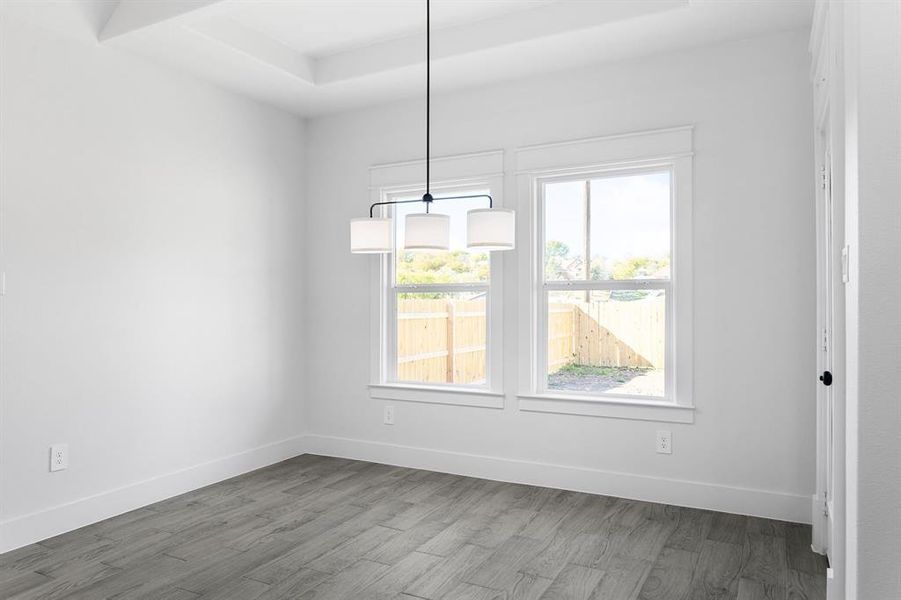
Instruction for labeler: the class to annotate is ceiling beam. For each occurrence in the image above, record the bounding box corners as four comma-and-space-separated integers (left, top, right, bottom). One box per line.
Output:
100, 0, 228, 41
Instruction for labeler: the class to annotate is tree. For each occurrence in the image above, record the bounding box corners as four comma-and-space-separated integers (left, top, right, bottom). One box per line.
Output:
611, 256, 670, 280
544, 240, 572, 280
545, 240, 570, 259
396, 250, 489, 298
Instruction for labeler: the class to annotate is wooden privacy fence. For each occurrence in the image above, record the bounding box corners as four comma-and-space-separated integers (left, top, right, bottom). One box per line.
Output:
396, 298, 487, 384
397, 295, 665, 384
548, 296, 666, 372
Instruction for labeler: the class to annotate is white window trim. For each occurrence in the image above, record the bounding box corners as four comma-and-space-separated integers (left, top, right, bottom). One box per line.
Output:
368, 150, 505, 409
515, 127, 695, 423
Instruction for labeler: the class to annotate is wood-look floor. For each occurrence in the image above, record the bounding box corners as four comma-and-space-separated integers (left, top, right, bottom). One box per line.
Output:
1, 455, 827, 600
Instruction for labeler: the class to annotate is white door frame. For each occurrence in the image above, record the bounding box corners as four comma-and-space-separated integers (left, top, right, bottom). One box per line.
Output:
810, 7, 848, 598
813, 110, 835, 556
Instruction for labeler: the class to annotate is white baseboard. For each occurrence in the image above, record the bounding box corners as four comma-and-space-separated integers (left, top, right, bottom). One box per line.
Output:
810, 493, 828, 553
0, 436, 306, 554
302, 434, 811, 524
1, 432, 811, 554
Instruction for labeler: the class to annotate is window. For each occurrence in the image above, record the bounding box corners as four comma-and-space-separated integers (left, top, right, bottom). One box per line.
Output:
516, 127, 693, 422
390, 189, 491, 387
367, 152, 506, 408
540, 170, 671, 399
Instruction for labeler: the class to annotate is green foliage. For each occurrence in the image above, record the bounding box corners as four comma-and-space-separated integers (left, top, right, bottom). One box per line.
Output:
545, 239, 669, 282
609, 290, 654, 302
544, 240, 572, 280
589, 259, 611, 280
557, 363, 621, 377
545, 240, 570, 258
396, 250, 488, 298
557, 362, 652, 383
611, 256, 670, 280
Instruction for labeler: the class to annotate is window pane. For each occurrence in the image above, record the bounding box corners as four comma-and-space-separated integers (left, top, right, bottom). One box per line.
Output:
544, 172, 671, 282
395, 191, 490, 284
590, 172, 670, 280
544, 180, 586, 281
547, 289, 665, 397
396, 292, 486, 385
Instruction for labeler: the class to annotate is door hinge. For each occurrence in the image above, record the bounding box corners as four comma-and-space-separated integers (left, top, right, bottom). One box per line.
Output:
822, 328, 828, 352
842, 245, 850, 283
820, 165, 827, 190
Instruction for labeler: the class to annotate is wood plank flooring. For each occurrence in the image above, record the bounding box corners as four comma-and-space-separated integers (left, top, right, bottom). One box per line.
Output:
0, 455, 828, 600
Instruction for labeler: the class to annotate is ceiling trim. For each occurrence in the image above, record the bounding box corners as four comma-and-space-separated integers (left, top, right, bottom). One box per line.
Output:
100, 0, 227, 41
88, 0, 814, 117
316, 0, 688, 85
188, 17, 315, 85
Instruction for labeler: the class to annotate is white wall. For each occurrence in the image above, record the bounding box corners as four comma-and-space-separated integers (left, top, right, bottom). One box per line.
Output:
0, 9, 306, 550
0, 8, 820, 554
845, 1, 901, 597
304, 30, 816, 522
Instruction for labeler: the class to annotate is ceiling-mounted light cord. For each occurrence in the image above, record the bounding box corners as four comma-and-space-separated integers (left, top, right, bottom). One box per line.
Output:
349, 0, 514, 254
422, 0, 432, 213
426, 0, 430, 196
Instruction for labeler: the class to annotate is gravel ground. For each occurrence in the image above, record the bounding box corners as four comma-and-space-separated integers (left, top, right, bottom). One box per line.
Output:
548, 366, 664, 396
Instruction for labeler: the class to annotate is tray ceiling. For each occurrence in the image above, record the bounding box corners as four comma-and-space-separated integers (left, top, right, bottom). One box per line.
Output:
3, 0, 814, 117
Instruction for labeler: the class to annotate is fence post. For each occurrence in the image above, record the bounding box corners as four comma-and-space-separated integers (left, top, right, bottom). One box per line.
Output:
445, 300, 455, 383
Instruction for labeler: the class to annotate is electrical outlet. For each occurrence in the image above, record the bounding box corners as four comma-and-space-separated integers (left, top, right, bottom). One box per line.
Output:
384, 405, 395, 425
656, 431, 672, 454
50, 444, 69, 472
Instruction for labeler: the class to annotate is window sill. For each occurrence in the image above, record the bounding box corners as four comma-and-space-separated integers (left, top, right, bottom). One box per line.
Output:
369, 384, 505, 409
517, 393, 694, 423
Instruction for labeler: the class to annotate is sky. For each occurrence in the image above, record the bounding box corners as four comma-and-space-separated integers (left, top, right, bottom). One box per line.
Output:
545, 170, 671, 262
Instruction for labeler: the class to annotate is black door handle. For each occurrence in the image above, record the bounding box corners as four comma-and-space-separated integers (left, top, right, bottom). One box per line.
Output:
819, 371, 833, 386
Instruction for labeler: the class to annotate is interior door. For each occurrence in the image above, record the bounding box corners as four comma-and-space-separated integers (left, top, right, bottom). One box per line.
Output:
815, 116, 837, 560
822, 147, 835, 556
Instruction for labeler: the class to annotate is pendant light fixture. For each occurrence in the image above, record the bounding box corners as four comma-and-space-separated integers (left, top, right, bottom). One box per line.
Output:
349, 217, 392, 253
350, 0, 515, 254
467, 208, 516, 251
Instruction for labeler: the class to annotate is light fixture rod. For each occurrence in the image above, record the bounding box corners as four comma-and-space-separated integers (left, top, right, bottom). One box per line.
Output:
351, 0, 513, 254
426, 0, 430, 195
369, 194, 493, 218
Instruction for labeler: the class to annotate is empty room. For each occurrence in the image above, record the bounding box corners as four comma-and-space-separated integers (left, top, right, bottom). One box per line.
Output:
0, 1, 898, 599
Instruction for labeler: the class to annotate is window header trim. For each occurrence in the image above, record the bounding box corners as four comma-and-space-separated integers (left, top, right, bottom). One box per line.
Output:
515, 126, 692, 175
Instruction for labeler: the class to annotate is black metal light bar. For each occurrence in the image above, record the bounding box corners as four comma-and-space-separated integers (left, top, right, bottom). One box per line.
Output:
349, 0, 515, 254
368, 193, 493, 218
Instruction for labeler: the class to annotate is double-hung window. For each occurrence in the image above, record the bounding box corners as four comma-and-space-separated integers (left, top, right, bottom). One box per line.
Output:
390, 187, 492, 386
517, 127, 693, 422
368, 153, 505, 408
539, 169, 672, 399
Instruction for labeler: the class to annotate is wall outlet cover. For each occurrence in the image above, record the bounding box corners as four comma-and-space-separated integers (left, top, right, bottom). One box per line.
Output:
50, 444, 69, 472
656, 430, 672, 454
384, 405, 395, 425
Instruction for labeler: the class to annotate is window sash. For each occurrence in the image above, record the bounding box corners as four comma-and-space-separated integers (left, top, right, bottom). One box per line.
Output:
536, 281, 673, 400
384, 183, 497, 391
390, 289, 491, 389
543, 279, 670, 291
539, 165, 674, 287
387, 287, 493, 389
535, 167, 675, 402
395, 283, 489, 293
